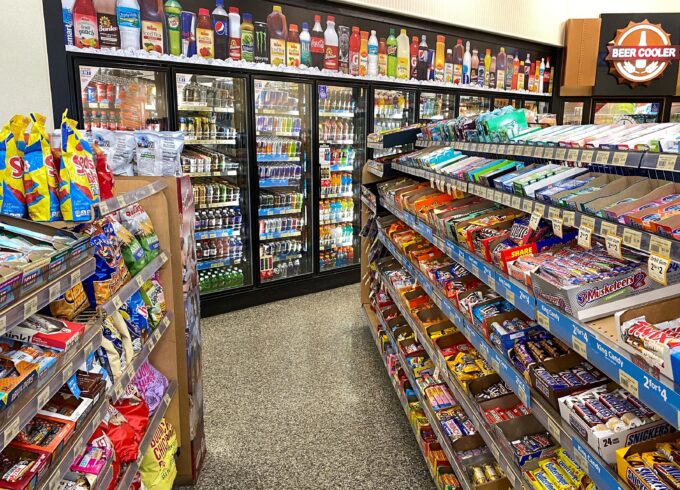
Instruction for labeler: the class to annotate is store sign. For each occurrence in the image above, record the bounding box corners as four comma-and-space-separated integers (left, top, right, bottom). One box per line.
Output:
605, 20, 680, 86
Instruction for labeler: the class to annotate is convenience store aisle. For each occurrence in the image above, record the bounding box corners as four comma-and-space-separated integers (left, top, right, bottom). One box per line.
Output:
195, 285, 435, 489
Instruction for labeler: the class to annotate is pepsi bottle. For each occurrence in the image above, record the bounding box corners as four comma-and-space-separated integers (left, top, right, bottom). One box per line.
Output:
213, 0, 229, 60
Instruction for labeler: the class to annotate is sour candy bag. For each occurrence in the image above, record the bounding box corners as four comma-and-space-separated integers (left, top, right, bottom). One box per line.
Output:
0, 115, 30, 218
59, 110, 100, 221
23, 113, 62, 221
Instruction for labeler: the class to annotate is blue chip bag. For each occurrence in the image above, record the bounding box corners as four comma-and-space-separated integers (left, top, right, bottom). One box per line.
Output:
120, 290, 150, 341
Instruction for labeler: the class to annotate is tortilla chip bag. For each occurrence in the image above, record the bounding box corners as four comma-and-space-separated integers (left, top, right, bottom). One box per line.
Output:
59, 110, 100, 221
23, 113, 62, 221
0, 116, 30, 218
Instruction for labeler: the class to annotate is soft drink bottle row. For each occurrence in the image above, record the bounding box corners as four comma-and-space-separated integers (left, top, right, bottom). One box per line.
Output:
182, 147, 238, 174
420, 96, 446, 118
259, 239, 303, 259
199, 267, 245, 293
195, 208, 242, 231
319, 224, 353, 249
255, 89, 299, 112
320, 147, 356, 167
179, 116, 236, 140
196, 237, 243, 261
319, 198, 354, 223
259, 192, 304, 211
374, 91, 410, 117
375, 120, 404, 133
258, 163, 302, 180
320, 172, 352, 197
319, 89, 356, 113
260, 256, 302, 282
320, 247, 355, 270
256, 116, 302, 135
256, 138, 301, 158
259, 217, 303, 235
182, 79, 234, 107
83, 111, 123, 131
319, 120, 355, 142
193, 180, 240, 205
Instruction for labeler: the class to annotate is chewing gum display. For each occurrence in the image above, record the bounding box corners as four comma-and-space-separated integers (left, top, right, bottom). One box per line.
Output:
23, 114, 61, 221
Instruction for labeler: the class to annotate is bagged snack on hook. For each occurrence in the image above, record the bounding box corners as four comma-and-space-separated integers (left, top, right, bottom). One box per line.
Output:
108, 310, 134, 364
140, 418, 178, 490
120, 203, 160, 262
92, 141, 114, 200
140, 274, 166, 327
131, 361, 168, 414
0, 115, 31, 218
134, 131, 163, 176
119, 290, 150, 349
49, 282, 89, 320
111, 131, 136, 176
59, 110, 100, 221
160, 132, 185, 176
109, 215, 147, 275
100, 317, 127, 382
23, 113, 61, 221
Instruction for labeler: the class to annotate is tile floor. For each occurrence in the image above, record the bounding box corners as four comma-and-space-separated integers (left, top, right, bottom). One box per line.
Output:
191, 284, 435, 489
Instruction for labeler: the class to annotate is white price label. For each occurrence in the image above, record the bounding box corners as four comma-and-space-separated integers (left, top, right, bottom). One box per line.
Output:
523, 200, 534, 214
163, 393, 172, 405
574, 449, 588, 473
71, 269, 81, 287
37, 388, 51, 408
112, 295, 123, 310
529, 212, 542, 231
577, 225, 593, 249
537, 311, 550, 332
562, 211, 575, 228
619, 370, 639, 397
595, 151, 610, 164
605, 235, 623, 259
23, 297, 38, 318
623, 228, 642, 249
116, 195, 126, 208
548, 417, 561, 442
650, 235, 672, 258
511, 196, 522, 209
572, 337, 588, 359
552, 218, 564, 238
114, 383, 124, 399
600, 221, 618, 237
49, 283, 62, 303
649, 254, 671, 285
548, 207, 561, 221
494, 190, 502, 202
567, 149, 580, 162
502, 194, 511, 206
580, 150, 594, 164
63, 364, 73, 383
533, 203, 546, 217
135, 275, 145, 287
98, 201, 109, 215
581, 215, 595, 230
491, 357, 501, 373
658, 154, 678, 170
505, 289, 515, 305
153, 329, 162, 342
612, 152, 628, 166
4, 418, 21, 443
488, 276, 496, 290
160, 252, 169, 262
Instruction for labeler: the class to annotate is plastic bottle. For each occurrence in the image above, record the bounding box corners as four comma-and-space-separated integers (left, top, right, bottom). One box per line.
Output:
196, 7, 214, 58
496, 47, 506, 90
470, 48, 479, 85
368, 30, 378, 77
396, 29, 409, 79
286, 24, 300, 66
63, 0, 76, 46
524, 53, 531, 90
462, 41, 471, 85
489, 55, 497, 89
417, 35, 428, 80
511, 52, 519, 90
241, 13, 254, 62
310, 15, 324, 70
528, 61, 535, 92
517, 60, 525, 91
443, 49, 453, 83
348, 26, 360, 76
140, 0, 164, 54
538, 57, 545, 93
323, 16, 339, 71
359, 31, 369, 76
338, 26, 350, 73
73, 0, 99, 49
378, 38, 387, 76
228, 7, 240, 60
433, 35, 445, 82
267, 5, 287, 66
94, 0, 120, 48
386, 28, 397, 78
409, 36, 418, 80
543, 57, 550, 93
116, 0, 140, 50
453, 39, 463, 84
163, 0, 181, 55
483, 48, 491, 88
299, 22, 311, 67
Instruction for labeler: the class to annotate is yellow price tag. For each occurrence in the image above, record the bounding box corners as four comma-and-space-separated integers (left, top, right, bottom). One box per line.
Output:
612, 152, 628, 166
534, 146, 544, 158
523, 200, 534, 213
600, 221, 618, 237
619, 370, 639, 397
650, 235, 672, 258
623, 228, 642, 249
567, 149, 580, 162
580, 150, 594, 164
595, 151, 610, 164
658, 154, 678, 171
572, 337, 588, 359
562, 211, 575, 227
537, 311, 550, 332
505, 289, 515, 305
605, 235, 623, 259
648, 254, 670, 285
548, 207, 561, 221
552, 218, 564, 238
533, 203, 545, 217
529, 212, 542, 230
577, 225, 593, 249
581, 215, 596, 230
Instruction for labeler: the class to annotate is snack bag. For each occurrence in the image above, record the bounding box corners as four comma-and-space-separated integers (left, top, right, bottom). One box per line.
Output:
100, 317, 126, 381
134, 131, 163, 176
111, 131, 136, 176
59, 110, 100, 221
140, 274, 166, 327
23, 113, 62, 221
80, 223, 130, 307
120, 203, 160, 262
131, 362, 168, 414
108, 310, 134, 363
93, 144, 115, 200
49, 282, 89, 320
0, 115, 31, 218
139, 418, 178, 490
109, 217, 147, 275
118, 291, 149, 351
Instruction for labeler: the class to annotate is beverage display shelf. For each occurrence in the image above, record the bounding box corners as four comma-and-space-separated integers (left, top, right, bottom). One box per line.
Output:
111, 314, 172, 403
258, 207, 303, 217
377, 230, 626, 490
373, 114, 407, 120
321, 192, 354, 199
195, 201, 240, 210
259, 179, 301, 188
100, 252, 169, 317
320, 218, 354, 226
0, 320, 101, 450
177, 105, 234, 113
259, 230, 302, 240
256, 131, 301, 138
194, 228, 241, 240
390, 162, 680, 265
319, 139, 355, 145
197, 257, 241, 270
0, 256, 95, 339
420, 115, 446, 121
184, 138, 237, 145
184, 170, 238, 177
319, 111, 356, 118
326, 164, 354, 172
96, 180, 168, 217
256, 155, 301, 162
114, 381, 178, 490
320, 242, 353, 251
377, 267, 524, 489
271, 253, 302, 264
257, 109, 301, 116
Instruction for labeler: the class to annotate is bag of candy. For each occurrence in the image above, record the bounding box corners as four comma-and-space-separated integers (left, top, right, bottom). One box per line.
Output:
23, 113, 62, 221
109, 216, 147, 275
140, 274, 166, 327
59, 110, 100, 221
131, 361, 168, 414
140, 418, 178, 490
120, 203, 160, 262
0, 115, 31, 218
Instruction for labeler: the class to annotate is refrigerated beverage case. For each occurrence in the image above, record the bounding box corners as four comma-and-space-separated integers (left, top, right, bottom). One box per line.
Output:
368, 30, 378, 77
338, 26, 350, 73
323, 16, 339, 71
163, 0, 181, 55
359, 31, 368, 76
409, 36, 418, 80
386, 29, 397, 78
63, 0, 76, 46
543, 57, 550, 93
496, 47, 506, 90
538, 57, 545, 93
212, 0, 228, 59
299, 22, 311, 66
94, 0, 120, 48
140, 0, 164, 53
228, 7, 240, 60
241, 13, 254, 61
310, 15, 324, 69
483, 48, 491, 87
73, 0, 99, 48
417, 35, 427, 80
489, 56, 497, 89
434, 35, 445, 81
462, 41, 471, 84
286, 24, 300, 66
396, 29, 409, 79
444, 48, 453, 83
511, 52, 519, 90
196, 8, 214, 58
254, 21, 268, 63
453, 39, 463, 84
117, 0, 140, 50
378, 38, 387, 76
349, 27, 360, 76
524, 53, 531, 90
471, 48, 479, 85
267, 5, 287, 66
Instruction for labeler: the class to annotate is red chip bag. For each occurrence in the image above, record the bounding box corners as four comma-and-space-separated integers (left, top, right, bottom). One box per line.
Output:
93, 144, 114, 200
102, 405, 138, 464
113, 387, 149, 438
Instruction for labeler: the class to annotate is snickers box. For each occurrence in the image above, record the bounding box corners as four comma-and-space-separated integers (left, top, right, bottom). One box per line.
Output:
615, 432, 680, 487
494, 413, 556, 466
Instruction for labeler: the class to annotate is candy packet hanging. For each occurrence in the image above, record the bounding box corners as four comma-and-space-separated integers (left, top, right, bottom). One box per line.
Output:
0, 115, 31, 218
23, 113, 62, 221
120, 203, 160, 262
59, 110, 100, 221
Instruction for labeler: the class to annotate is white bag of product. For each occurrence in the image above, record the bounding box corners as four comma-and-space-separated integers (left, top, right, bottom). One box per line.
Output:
112, 131, 136, 175
160, 132, 185, 176
134, 131, 163, 176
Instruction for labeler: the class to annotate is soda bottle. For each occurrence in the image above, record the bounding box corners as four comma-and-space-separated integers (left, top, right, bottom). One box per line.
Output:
386, 28, 397, 78
368, 30, 378, 77
286, 24, 300, 67
496, 47, 506, 90
462, 41, 471, 84
211, 0, 228, 60
359, 31, 369, 76
117, 0, 140, 50
228, 6, 241, 60
444, 48, 453, 83
396, 29, 409, 79
267, 5, 287, 66
452, 39, 463, 84
470, 48, 479, 85
517, 60, 525, 91
196, 8, 214, 58
338, 26, 350, 73
543, 57, 550, 93
300, 22, 311, 67
483, 48, 491, 88
434, 35, 445, 81
310, 15, 324, 70
409, 36, 418, 80
254, 21, 268, 63
240, 13, 254, 62
524, 53, 531, 90
139, 0, 164, 54
63, 0, 76, 46
417, 35, 428, 80
348, 27, 360, 76
93, 0, 120, 48
378, 37, 387, 76
538, 57, 545, 93
511, 52, 519, 90
528, 61, 535, 92
489, 55, 497, 89
323, 16, 338, 71
163, 0, 181, 55
73, 0, 99, 49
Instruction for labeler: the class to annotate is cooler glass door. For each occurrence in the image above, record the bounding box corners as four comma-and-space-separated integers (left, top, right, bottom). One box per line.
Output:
419, 92, 455, 122
254, 78, 313, 283
563, 101, 585, 125
317, 84, 366, 272
458, 95, 490, 117
175, 73, 252, 294
492, 97, 519, 109
78, 65, 168, 131
592, 101, 662, 124
372, 88, 416, 158
671, 101, 680, 123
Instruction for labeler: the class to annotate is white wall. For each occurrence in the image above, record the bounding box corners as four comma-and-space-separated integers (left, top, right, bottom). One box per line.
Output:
0, 0, 54, 128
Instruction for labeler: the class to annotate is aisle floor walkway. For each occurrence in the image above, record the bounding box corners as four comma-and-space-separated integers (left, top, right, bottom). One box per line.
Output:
193, 284, 436, 489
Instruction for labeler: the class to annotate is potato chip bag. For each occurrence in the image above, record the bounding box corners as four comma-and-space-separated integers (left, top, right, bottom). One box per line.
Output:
108, 310, 134, 364
49, 282, 88, 320
120, 203, 160, 262
80, 222, 130, 307
0, 116, 30, 218
140, 418, 177, 490
59, 110, 100, 221
140, 275, 166, 327
23, 113, 62, 221
109, 216, 147, 275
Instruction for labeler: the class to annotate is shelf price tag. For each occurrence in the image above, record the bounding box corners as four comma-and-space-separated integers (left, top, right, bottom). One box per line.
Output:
98, 201, 109, 215
581, 215, 596, 231
562, 210, 575, 228
552, 218, 564, 238
37, 388, 50, 408
534, 146, 544, 158
623, 228, 642, 250
554, 148, 567, 161
600, 221, 617, 237
612, 152, 628, 166
505, 289, 515, 305
650, 235, 672, 258
23, 297, 38, 318
511, 196, 522, 209
577, 225, 593, 249
116, 195, 126, 208
135, 275, 145, 287
649, 254, 670, 285
493, 190, 502, 202
547, 417, 561, 442
537, 310, 551, 332
522, 200, 534, 214
522, 146, 532, 156
657, 154, 678, 171
595, 151, 610, 164
605, 235, 623, 259
567, 149, 580, 162
502, 193, 512, 206
71, 269, 81, 287
529, 212, 542, 231
533, 203, 545, 217
112, 295, 123, 310
48, 283, 61, 303
580, 150, 594, 164
619, 370, 639, 398
548, 207, 561, 221
572, 337, 588, 359
4, 418, 21, 445
573, 443, 588, 473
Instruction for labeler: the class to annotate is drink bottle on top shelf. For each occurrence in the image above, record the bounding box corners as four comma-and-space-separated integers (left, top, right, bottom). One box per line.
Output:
517, 59, 525, 91
496, 47, 506, 90
489, 55, 496, 88
164, 0, 181, 55
299, 22, 311, 67
94, 0, 120, 48
543, 57, 551, 93
409, 35, 418, 80
63, 0, 76, 46
254, 21, 268, 63
310, 15, 324, 69
286, 24, 300, 67
417, 35, 428, 80
74, 0, 99, 49
212, 0, 228, 60
378, 37, 387, 76
470, 48, 479, 84
386, 28, 397, 78
396, 29, 409, 79
349, 26, 360, 76
117, 0, 140, 50
434, 35, 445, 82
267, 5, 286, 66
453, 38, 463, 84
368, 30, 378, 77
196, 8, 214, 58
323, 16, 339, 71
462, 41, 471, 84
228, 6, 241, 60
140, 0, 164, 53
338, 26, 350, 73
444, 48, 453, 83
511, 51, 519, 90
524, 53, 531, 90
241, 13, 254, 62
359, 31, 368, 76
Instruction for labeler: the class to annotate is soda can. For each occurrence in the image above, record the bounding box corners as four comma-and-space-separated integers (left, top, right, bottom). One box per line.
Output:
427, 49, 435, 80
181, 11, 197, 57
338, 26, 350, 74
86, 85, 97, 105
255, 22, 269, 63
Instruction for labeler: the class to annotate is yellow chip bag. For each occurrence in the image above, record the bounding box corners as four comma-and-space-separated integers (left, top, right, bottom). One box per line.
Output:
140, 418, 178, 490
23, 113, 62, 221
1, 115, 30, 218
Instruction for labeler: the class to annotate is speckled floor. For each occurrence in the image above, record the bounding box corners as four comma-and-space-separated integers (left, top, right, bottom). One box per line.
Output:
191, 284, 436, 489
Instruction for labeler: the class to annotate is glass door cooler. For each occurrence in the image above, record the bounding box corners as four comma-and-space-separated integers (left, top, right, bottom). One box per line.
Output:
175, 73, 251, 295
492, 97, 519, 109
317, 83, 367, 272
418, 91, 455, 122
592, 100, 662, 124
371, 88, 416, 157
458, 95, 491, 117
254, 78, 313, 283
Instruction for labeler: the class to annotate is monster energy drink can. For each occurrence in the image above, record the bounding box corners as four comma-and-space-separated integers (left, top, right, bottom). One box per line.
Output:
254, 22, 269, 64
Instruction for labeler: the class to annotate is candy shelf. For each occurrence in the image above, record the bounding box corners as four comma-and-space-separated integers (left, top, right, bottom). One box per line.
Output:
197, 257, 241, 270
111, 314, 172, 402
177, 105, 234, 113
360, 190, 377, 214
194, 228, 241, 240
96, 180, 168, 218
100, 252, 169, 317
114, 381, 178, 490
183, 138, 237, 145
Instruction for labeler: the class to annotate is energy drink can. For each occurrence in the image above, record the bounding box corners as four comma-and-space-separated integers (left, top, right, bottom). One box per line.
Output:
255, 22, 269, 64
181, 11, 197, 58
338, 26, 350, 74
